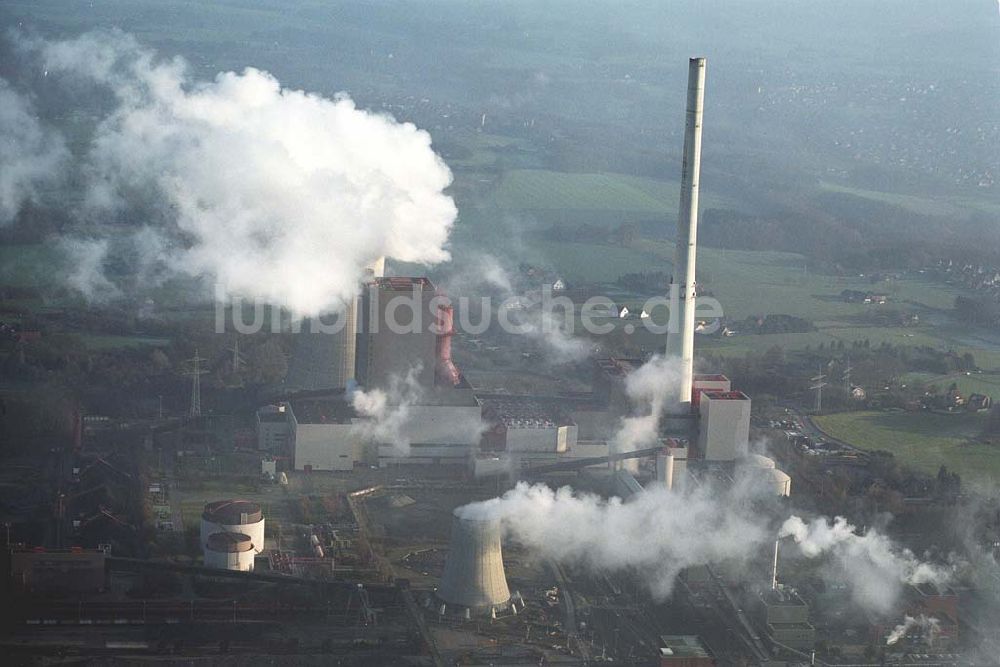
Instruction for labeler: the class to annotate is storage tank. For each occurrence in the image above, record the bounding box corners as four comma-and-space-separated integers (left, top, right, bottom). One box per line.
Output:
768, 469, 792, 497
204, 531, 255, 571
746, 453, 776, 469
437, 512, 511, 616
200, 500, 265, 554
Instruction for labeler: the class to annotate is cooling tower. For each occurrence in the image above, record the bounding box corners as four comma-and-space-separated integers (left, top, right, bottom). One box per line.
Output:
437, 512, 511, 616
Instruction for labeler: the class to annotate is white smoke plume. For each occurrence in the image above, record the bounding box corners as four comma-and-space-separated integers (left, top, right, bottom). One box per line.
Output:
457, 481, 770, 599
351, 366, 424, 455
445, 253, 590, 364
885, 614, 940, 646
517, 307, 591, 364
0, 78, 68, 223
21, 30, 456, 315
350, 365, 486, 456
60, 237, 118, 300
610, 355, 685, 455
780, 515, 955, 614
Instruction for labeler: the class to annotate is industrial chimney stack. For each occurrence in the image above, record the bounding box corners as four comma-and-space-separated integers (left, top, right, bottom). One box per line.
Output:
666, 57, 706, 411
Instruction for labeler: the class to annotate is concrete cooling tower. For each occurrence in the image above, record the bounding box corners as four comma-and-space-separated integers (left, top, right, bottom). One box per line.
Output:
437, 513, 512, 617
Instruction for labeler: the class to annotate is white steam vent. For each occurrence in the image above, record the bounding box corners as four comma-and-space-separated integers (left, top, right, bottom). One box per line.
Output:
437, 512, 511, 616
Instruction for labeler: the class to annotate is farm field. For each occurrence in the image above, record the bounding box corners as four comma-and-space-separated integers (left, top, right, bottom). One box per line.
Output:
819, 181, 1000, 219
536, 238, 964, 322
493, 169, 739, 229
814, 410, 999, 486
77, 334, 173, 350
901, 371, 1000, 398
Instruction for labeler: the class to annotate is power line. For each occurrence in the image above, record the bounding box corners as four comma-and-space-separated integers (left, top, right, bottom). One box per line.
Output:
811, 365, 828, 413
181, 349, 209, 417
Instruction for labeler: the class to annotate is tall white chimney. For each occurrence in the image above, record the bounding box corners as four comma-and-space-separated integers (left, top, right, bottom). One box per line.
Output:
666, 57, 706, 411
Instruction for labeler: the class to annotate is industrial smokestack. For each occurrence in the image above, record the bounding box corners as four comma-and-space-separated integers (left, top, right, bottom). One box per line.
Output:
666, 57, 707, 411
437, 512, 511, 616
772, 538, 780, 590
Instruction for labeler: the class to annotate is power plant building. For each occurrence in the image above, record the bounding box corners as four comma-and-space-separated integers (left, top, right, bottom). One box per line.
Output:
285, 303, 358, 391
358, 277, 439, 390
481, 398, 578, 454
698, 391, 751, 461
284, 257, 384, 391
255, 402, 292, 452
692, 374, 731, 408
287, 395, 364, 471
200, 500, 265, 554
754, 588, 816, 652
376, 388, 484, 467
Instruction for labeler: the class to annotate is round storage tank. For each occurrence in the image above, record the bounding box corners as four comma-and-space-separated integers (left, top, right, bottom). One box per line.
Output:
768, 468, 792, 497
745, 453, 776, 469
204, 531, 255, 571
200, 500, 265, 554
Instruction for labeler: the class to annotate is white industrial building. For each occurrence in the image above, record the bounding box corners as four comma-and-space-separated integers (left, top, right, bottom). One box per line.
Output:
481, 398, 578, 454
377, 388, 484, 467
287, 396, 364, 472
698, 390, 751, 461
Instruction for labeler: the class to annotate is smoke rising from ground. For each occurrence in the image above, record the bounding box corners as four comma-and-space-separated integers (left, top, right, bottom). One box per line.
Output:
9, 30, 457, 316
780, 515, 955, 614
610, 355, 684, 455
0, 78, 68, 223
457, 481, 770, 599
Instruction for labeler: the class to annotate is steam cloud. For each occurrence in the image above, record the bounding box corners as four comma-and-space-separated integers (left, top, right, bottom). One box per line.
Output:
780, 515, 955, 614
350, 365, 485, 455
610, 355, 685, 454
351, 366, 424, 455
451, 479, 953, 609
9, 31, 457, 316
445, 253, 591, 364
457, 481, 769, 599
0, 78, 68, 223
885, 614, 940, 646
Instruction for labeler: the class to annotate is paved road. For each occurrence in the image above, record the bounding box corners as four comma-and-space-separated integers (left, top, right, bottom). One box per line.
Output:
781, 404, 864, 455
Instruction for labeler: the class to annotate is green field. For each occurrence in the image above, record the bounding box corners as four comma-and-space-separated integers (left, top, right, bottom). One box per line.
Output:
820, 181, 1000, 219
814, 410, 999, 486
0, 244, 65, 288
901, 372, 1000, 398
497, 170, 675, 213
77, 334, 172, 350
